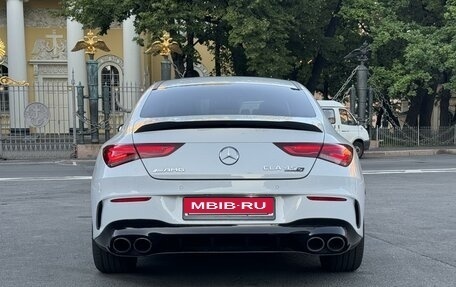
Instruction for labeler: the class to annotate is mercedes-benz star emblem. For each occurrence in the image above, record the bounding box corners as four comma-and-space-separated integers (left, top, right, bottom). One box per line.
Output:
219, 146, 240, 165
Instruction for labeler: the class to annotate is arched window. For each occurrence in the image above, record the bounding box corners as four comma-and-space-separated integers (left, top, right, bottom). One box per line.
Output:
0, 65, 9, 112
101, 65, 120, 111
101, 65, 120, 87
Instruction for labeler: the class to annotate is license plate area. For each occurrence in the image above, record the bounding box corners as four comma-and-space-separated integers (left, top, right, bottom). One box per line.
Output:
183, 197, 275, 220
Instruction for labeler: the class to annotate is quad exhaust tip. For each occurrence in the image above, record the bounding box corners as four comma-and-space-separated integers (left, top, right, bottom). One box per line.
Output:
307, 236, 346, 253
327, 236, 346, 252
112, 237, 153, 254
133, 237, 153, 254
307, 236, 325, 253
112, 237, 132, 254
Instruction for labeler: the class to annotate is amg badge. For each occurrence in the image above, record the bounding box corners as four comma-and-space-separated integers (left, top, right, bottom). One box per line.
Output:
151, 167, 185, 173
263, 166, 305, 172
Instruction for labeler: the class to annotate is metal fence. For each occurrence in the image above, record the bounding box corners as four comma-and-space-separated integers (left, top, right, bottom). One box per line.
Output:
371, 126, 456, 147
0, 84, 74, 159
2, 81, 455, 159
75, 84, 143, 144
0, 82, 143, 159
104, 85, 143, 134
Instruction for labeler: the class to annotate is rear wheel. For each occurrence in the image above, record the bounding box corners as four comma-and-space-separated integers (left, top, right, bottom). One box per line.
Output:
353, 141, 364, 158
92, 239, 137, 273
319, 237, 364, 272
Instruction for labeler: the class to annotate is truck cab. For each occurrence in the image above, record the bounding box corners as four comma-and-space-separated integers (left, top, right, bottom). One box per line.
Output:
318, 100, 370, 158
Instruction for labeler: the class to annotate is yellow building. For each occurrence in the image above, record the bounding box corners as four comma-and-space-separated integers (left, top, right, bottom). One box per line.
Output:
0, 0, 213, 135
0, 0, 213, 83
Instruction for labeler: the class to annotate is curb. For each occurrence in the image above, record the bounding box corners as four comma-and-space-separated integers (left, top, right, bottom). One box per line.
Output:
364, 148, 456, 158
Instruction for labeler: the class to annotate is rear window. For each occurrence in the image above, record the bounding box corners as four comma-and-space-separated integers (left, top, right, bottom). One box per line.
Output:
140, 84, 316, 118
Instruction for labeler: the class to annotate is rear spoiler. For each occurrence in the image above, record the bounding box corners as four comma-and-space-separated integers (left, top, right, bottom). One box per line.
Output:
134, 120, 322, 133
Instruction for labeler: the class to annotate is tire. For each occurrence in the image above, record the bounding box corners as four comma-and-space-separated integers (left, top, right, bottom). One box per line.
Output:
92, 239, 137, 273
353, 141, 364, 158
319, 237, 364, 272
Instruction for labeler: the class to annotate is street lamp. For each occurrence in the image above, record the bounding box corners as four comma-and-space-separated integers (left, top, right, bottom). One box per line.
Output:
344, 42, 371, 127
145, 31, 182, 81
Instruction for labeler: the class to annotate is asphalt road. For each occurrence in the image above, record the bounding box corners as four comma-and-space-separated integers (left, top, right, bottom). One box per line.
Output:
0, 155, 455, 287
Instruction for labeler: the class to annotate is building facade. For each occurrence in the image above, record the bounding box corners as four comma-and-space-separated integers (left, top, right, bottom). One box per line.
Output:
0, 0, 213, 84
0, 0, 213, 136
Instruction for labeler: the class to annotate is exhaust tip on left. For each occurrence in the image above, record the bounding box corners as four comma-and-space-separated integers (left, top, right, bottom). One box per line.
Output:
307, 236, 325, 253
112, 237, 132, 254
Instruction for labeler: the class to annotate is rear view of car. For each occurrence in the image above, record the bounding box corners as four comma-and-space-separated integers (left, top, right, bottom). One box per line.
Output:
91, 77, 365, 273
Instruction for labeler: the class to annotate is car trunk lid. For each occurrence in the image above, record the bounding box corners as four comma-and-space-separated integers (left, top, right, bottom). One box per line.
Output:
132, 117, 325, 180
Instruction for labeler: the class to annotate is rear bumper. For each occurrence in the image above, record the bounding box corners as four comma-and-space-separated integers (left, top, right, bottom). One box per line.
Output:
94, 219, 362, 256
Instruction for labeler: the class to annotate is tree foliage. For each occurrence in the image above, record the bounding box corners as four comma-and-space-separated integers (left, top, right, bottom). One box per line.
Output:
61, 0, 456, 127
342, 0, 456, 126
60, 0, 362, 86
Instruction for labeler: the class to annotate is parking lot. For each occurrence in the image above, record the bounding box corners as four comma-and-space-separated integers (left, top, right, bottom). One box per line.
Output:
1, 155, 455, 286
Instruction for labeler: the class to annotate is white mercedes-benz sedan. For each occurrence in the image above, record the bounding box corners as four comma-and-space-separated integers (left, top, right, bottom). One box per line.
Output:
91, 76, 365, 273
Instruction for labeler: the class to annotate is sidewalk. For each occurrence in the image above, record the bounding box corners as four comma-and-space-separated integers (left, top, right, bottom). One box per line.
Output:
364, 146, 456, 158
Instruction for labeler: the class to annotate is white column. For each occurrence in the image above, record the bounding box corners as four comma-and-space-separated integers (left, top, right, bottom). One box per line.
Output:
122, 16, 141, 86
66, 19, 87, 87
6, 0, 27, 131
67, 19, 88, 130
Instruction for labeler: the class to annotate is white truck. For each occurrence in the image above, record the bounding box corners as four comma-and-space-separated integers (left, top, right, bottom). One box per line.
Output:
318, 100, 370, 158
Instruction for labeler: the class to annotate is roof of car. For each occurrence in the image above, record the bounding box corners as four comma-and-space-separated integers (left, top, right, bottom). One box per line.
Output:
317, 100, 345, 107
153, 76, 300, 90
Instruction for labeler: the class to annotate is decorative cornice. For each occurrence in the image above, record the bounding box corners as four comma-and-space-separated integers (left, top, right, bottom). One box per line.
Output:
97, 54, 124, 69
25, 8, 66, 28
33, 64, 68, 76
32, 63, 68, 83
31, 32, 67, 61
0, 76, 29, 86
29, 60, 67, 65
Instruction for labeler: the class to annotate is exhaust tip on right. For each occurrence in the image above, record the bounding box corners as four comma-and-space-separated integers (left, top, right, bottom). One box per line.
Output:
133, 237, 153, 254
327, 236, 346, 252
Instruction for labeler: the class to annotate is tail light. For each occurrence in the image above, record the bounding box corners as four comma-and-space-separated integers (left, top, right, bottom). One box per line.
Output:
319, 144, 353, 167
307, 196, 347, 201
274, 142, 353, 167
274, 143, 322, 157
103, 144, 138, 168
111, 196, 152, 203
103, 143, 184, 168
135, 143, 184, 158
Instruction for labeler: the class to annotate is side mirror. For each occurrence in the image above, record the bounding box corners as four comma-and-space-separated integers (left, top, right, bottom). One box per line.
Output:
117, 124, 124, 132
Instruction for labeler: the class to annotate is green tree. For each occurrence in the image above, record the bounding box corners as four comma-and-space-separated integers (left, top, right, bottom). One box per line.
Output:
61, 0, 364, 88
224, 0, 296, 77
224, 0, 365, 94
61, 0, 231, 77
342, 0, 456, 127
